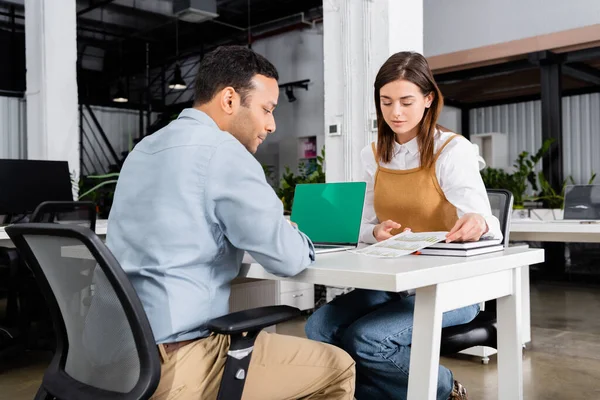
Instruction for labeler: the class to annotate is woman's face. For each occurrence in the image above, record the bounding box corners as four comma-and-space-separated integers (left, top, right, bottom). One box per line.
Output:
379, 79, 433, 141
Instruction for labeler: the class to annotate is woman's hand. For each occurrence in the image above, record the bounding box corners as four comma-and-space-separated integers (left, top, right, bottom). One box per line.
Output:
373, 220, 409, 242
446, 213, 488, 243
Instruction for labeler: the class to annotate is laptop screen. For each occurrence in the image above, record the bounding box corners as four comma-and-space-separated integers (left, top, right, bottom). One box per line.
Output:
291, 182, 366, 245
564, 184, 600, 220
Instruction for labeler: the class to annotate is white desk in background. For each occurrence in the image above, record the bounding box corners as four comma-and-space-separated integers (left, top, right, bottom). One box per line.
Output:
509, 219, 600, 351
511, 220, 600, 243
63, 244, 544, 400
0, 219, 108, 246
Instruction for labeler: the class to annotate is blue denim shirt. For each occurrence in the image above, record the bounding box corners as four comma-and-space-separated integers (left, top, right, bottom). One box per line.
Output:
106, 108, 315, 344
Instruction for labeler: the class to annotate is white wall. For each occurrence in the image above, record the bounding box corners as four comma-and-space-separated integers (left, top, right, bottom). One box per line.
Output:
252, 26, 325, 180
438, 106, 462, 133
0, 96, 27, 159
470, 93, 600, 184
424, 0, 600, 56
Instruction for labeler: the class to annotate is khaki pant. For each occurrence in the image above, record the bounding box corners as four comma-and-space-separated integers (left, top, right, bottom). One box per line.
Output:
151, 331, 355, 400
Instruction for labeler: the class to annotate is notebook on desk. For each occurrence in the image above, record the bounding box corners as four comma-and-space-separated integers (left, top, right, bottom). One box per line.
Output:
419, 237, 504, 257
291, 182, 366, 254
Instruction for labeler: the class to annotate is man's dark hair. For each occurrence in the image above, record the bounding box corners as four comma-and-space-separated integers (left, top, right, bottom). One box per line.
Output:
194, 45, 279, 107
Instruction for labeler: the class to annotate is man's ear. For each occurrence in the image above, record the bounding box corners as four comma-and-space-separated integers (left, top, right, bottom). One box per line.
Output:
220, 87, 237, 115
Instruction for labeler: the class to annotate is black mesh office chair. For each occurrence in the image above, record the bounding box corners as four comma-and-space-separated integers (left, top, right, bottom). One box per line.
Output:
7, 224, 300, 400
12, 201, 97, 351
7, 223, 160, 399
439, 189, 514, 361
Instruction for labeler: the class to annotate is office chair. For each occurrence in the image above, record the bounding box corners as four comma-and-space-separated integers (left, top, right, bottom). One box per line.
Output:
439, 189, 514, 362
31, 201, 97, 231
7, 224, 301, 400
6, 201, 97, 351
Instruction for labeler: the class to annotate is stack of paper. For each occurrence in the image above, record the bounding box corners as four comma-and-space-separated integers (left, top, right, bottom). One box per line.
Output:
419, 237, 503, 257
350, 231, 448, 258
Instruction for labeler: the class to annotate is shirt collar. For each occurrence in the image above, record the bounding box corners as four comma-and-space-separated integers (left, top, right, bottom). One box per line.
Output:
393, 135, 419, 156
177, 108, 220, 130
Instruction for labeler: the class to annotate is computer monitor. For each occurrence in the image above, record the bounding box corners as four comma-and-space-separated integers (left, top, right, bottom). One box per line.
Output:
563, 184, 600, 220
0, 159, 73, 218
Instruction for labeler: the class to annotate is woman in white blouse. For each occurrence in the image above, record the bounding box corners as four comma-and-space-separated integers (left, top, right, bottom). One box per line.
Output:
306, 52, 502, 400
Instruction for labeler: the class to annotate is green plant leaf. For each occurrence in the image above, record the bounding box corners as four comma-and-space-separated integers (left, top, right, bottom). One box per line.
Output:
88, 173, 121, 179
78, 180, 118, 200
589, 172, 596, 185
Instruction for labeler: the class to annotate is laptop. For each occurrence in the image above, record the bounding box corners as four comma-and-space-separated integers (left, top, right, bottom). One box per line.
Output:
291, 182, 366, 254
559, 184, 600, 222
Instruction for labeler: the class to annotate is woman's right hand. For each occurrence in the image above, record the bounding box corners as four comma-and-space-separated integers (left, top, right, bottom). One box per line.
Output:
373, 220, 407, 242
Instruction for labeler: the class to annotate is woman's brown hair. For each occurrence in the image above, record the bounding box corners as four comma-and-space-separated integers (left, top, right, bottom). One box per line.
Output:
374, 51, 444, 168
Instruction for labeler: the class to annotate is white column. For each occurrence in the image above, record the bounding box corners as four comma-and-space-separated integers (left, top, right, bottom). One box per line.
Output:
25, 0, 79, 182
323, 0, 423, 182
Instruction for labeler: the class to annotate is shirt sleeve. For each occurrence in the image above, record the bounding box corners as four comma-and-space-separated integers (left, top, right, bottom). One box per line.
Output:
359, 144, 379, 244
436, 136, 503, 240
205, 139, 315, 277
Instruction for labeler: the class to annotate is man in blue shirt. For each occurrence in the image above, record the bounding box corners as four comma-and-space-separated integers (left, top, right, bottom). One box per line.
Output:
107, 46, 355, 399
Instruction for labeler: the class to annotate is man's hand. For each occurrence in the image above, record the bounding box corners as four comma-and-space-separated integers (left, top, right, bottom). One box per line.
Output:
446, 213, 488, 243
373, 220, 409, 242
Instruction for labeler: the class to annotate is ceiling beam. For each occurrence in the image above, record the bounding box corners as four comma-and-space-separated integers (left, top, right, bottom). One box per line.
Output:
562, 62, 600, 85
434, 59, 534, 84
77, 0, 115, 16
565, 46, 600, 63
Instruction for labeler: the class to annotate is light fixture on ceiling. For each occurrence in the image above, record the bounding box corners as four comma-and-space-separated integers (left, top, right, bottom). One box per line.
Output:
113, 42, 128, 103
169, 18, 187, 90
279, 79, 310, 103
169, 64, 187, 90
112, 79, 128, 103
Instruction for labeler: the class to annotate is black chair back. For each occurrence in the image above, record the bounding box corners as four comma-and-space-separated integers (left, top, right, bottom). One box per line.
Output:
6, 223, 160, 400
486, 189, 513, 247
31, 201, 97, 232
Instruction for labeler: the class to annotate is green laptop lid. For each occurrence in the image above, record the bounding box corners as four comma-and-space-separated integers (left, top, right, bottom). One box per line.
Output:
290, 182, 366, 244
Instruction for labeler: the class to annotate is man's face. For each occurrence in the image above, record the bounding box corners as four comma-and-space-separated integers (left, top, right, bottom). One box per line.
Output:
229, 75, 278, 154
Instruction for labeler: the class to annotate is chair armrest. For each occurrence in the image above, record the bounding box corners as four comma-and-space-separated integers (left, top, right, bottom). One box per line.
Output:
207, 305, 301, 335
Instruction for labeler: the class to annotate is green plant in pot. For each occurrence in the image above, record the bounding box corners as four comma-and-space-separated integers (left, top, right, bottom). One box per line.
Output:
277, 147, 326, 214
532, 171, 596, 209
78, 172, 119, 218
480, 138, 554, 208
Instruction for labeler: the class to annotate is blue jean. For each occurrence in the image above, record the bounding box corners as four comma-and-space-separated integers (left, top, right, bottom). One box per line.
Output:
305, 289, 480, 400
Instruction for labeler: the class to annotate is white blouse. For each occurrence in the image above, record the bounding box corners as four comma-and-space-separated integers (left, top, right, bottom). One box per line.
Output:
359, 130, 502, 244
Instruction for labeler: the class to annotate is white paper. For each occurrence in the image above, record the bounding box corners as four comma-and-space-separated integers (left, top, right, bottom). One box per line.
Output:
350, 231, 449, 258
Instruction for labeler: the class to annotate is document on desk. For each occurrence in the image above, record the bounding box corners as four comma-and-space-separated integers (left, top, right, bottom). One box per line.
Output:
350, 231, 448, 258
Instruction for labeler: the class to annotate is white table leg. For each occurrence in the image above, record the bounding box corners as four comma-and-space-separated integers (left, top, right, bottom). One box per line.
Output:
497, 267, 523, 400
407, 285, 443, 400
521, 265, 531, 345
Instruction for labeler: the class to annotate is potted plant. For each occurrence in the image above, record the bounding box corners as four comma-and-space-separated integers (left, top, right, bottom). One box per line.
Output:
78, 173, 120, 218
480, 138, 554, 216
277, 147, 326, 214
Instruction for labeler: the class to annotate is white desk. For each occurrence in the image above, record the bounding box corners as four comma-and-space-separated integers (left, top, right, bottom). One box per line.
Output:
0, 219, 108, 246
63, 244, 544, 400
511, 220, 600, 243
509, 220, 600, 350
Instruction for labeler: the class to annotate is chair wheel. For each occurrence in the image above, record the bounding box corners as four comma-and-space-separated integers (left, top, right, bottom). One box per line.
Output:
481, 357, 489, 365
